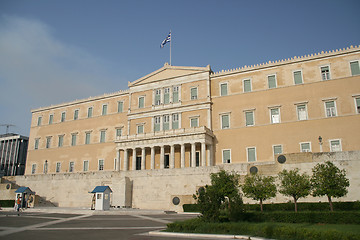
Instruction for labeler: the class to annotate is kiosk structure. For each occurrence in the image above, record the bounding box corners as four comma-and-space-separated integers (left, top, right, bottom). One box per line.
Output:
15, 187, 35, 209
90, 186, 112, 210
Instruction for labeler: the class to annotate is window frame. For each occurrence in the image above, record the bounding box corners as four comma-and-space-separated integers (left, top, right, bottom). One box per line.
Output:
324, 100, 337, 117
100, 130, 106, 143
69, 162, 74, 173
56, 162, 61, 173
300, 142, 312, 152
138, 96, 145, 109
137, 124, 144, 134
163, 114, 170, 130
220, 113, 230, 129
173, 86, 180, 103
243, 79, 252, 93
245, 110, 255, 126
246, 147, 257, 162
329, 139, 342, 152
37, 116, 42, 126
87, 107, 93, 118
320, 65, 331, 80
222, 149, 231, 164
172, 113, 179, 129
46, 136, 52, 149
83, 160, 89, 172
154, 89, 161, 105
98, 159, 104, 171
273, 144, 283, 157
102, 104, 108, 116
117, 101, 124, 113
190, 87, 198, 100
293, 70, 303, 85
34, 138, 39, 150
220, 82, 228, 96
354, 96, 360, 114
296, 103, 308, 121
49, 114, 54, 124
58, 135, 64, 147
61, 111, 66, 122
350, 60, 360, 76
190, 117, 199, 128
164, 87, 170, 104
71, 133, 77, 146
85, 132, 91, 145
31, 164, 36, 174
74, 109, 79, 120
270, 107, 281, 124
267, 74, 277, 89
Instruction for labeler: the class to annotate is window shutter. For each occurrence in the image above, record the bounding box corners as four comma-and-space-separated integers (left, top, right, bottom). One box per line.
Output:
223, 150, 231, 163
220, 83, 228, 96
294, 71, 303, 84
243, 79, 251, 92
268, 75, 276, 89
248, 148, 256, 162
245, 112, 254, 126
350, 61, 360, 76
222, 115, 229, 129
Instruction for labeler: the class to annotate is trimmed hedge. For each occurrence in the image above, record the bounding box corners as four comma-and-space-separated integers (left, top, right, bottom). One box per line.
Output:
0, 200, 15, 208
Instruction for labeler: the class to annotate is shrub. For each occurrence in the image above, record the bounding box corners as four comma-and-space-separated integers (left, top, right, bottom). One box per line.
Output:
0, 200, 15, 208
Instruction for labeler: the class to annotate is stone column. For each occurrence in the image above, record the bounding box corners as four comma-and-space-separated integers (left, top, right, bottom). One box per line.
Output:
160, 145, 164, 169
201, 142, 206, 167
124, 149, 128, 171
208, 144, 213, 166
151, 146, 155, 169
170, 145, 175, 169
132, 148, 137, 171
116, 149, 120, 171
180, 144, 185, 168
141, 147, 146, 170
191, 143, 196, 167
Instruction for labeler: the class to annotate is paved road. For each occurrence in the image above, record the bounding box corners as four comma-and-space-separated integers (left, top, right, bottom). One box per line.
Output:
0, 211, 203, 240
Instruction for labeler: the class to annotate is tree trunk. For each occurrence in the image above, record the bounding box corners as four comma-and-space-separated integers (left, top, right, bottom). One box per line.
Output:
294, 197, 298, 212
328, 195, 333, 211
260, 199, 263, 212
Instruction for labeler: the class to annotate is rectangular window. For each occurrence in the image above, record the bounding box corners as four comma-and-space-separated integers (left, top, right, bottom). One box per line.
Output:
138, 96, 145, 108
247, 147, 256, 162
74, 110, 79, 120
88, 107, 93, 118
154, 116, 160, 132
69, 162, 74, 173
31, 164, 36, 174
294, 70, 303, 85
220, 83, 228, 96
83, 160, 89, 172
222, 149, 231, 163
116, 128, 122, 137
49, 114, 53, 124
85, 132, 91, 145
330, 139, 341, 152
297, 104, 308, 120
173, 86, 179, 103
270, 108, 280, 123
98, 159, 104, 171
61, 112, 66, 122
273, 145, 283, 156
71, 134, 77, 146
350, 61, 360, 76
34, 138, 39, 150
58, 135, 64, 147
46, 137, 51, 149
102, 104, 108, 116
268, 75, 277, 89
190, 87, 198, 100
325, 101, 337, 117
163, 115, 170, 130
245, 111, 254, 126
221, 114, 230, 129
164, 88, 170, 104
118, 101, 124, 113
355, 97, 360, 114
137, 124, 144, 134
172, 113, 179, 129
155, 89, 161, 105
56, 162, 61, 173
100, 130, 106, 143
321, 66, 331, 80
37, 116, 42, 126
243, 79, 252, 93
43, 161, 48, 174
190, 118, 199, 128
300, 142, 311, 152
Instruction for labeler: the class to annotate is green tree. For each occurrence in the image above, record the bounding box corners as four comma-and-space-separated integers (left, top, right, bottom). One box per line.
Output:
193, 170, 244, 222
311, 161, 350, 211
241, 173, 277, 212
278, 169, 311, 212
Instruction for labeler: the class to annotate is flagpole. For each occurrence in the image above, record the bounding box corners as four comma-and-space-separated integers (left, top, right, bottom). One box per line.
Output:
170, 30, 172, 65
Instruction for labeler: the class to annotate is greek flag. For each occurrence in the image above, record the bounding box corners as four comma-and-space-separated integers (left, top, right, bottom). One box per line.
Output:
160, 32, 171, 48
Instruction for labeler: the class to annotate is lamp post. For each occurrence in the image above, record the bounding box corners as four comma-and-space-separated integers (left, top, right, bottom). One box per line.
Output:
318, 136, 323, 152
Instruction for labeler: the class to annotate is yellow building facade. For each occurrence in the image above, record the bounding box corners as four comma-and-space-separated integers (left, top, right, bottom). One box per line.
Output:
26, 46, 360, 176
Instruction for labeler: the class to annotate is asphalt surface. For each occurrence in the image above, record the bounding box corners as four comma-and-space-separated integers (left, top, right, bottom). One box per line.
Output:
0, 211, 203, 240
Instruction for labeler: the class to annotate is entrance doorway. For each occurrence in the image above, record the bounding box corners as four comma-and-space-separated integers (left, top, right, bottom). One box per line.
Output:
164, 154, 169, 168
136, 156, 141, 170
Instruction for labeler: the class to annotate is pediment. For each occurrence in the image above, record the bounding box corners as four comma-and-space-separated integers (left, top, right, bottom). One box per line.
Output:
129, 63, 211, 87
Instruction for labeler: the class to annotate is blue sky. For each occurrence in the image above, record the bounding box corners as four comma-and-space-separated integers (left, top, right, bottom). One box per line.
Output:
0, 0, 359, 136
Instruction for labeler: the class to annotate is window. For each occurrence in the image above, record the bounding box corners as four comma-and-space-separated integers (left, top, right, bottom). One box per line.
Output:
270, 108, 280, 123
297, 104, 308, 120
46, 137, 51, 149
300, 142, 311, 152
31, 164, 36, 174
355, 97, 360, 114
247, 147, 256, 162
87, 107, 93, 118
98, 159, 104, 171
268, 75, 277, 89
74, 110, 79, 120
100, 130, 106, 143
49, 114, 54, 124
325, 101, 337, 117
69, 162, 74, 173
56, 162, 61, 173
137, 124, 144, 134
245, 111, 254, 126
154, 116, 160, 132
220, 83, 228, 96
350, 61, 360, 76
164, 88, 170, 104
102, 104, 108, 115
330, 139, 341, 152
221, 114, 230, 129
58, 135, 64, 147
172, 113, 179, 129
71, 134, 77, 146
83, 160, 89, 172
243, 79, 252, 92
138, 96, 145, 108
190, 117, 199, 128
273, 145, 283, 156
154, 89, 161, 105
118, 101, 124, 113
173, 86, 179, 103
163, 115, 170, 130
37, 116, 42, 126
190, 87, 198, 100
61, 112, 66, 122
321, 66, 331, 80
293, 70, 303, 85
116, 128, 122, 137
85, 132, 91, 145
43, 161, 48, 174
222, 149, 231, 163
34, 138, 39, 150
